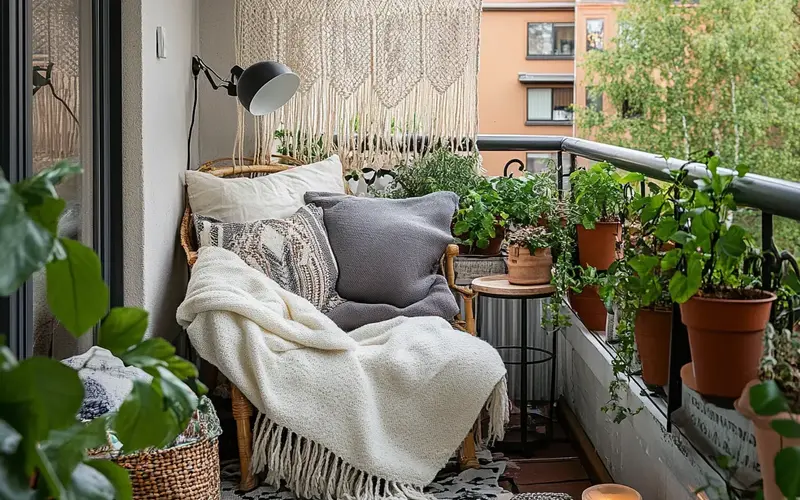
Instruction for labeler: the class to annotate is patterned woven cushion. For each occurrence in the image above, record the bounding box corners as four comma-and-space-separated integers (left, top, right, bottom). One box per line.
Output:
194, 204, 344, 312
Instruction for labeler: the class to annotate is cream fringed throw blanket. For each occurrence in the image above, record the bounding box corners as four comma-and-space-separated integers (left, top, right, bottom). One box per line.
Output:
234, 0, 482, 169
177, 247, 509, 499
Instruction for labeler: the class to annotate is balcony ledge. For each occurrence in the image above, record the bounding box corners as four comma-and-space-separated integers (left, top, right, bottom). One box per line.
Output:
526, 120, 573, 126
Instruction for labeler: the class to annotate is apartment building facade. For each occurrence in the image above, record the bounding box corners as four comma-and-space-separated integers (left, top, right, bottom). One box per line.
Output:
479, 0, 623, 176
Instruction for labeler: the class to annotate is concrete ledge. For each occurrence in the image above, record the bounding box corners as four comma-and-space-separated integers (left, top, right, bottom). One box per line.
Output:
483, 2, 576, 11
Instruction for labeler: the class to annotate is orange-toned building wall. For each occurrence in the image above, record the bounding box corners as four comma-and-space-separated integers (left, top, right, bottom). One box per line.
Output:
478, 0, 622, 175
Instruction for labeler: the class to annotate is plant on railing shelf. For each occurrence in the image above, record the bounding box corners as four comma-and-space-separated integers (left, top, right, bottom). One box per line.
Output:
569, 162, 627, 271
659, 154, 773, 399
740, 323, 800, 500
0, 162, 206, 499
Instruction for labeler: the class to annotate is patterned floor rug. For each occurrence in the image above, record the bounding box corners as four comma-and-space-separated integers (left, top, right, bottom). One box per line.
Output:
221, 450, 514, 500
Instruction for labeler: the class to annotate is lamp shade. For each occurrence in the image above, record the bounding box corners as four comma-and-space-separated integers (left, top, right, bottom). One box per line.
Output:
236, 61, 299, 116
582, 484, 642, 500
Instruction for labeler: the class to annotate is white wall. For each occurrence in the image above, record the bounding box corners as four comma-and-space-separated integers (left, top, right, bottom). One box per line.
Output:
198, 0, 248, 162
122, 0, 199, 339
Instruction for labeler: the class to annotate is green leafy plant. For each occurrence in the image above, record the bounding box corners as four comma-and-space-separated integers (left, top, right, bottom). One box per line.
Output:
659, 156, 761, 303
452, 181, 508, 251
274, 129, 330, 163
506, 226, 551, 253
491, 169, 559, 228
389, 149, 482, 201
569, 162, 627, 229
749, 324, 800, 499
0, 163, 206, 499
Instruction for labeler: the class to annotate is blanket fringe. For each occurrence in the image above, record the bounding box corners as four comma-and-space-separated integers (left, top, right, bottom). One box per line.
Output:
251, 415, 432, 500
485, 376, 510, 445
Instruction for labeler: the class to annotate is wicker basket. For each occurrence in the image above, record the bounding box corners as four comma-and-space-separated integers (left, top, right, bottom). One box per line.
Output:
113, 438, 221, 499
180, 156, 303, 267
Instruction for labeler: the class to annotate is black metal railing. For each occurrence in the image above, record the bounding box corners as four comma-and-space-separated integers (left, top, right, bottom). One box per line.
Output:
476, 133, 800, 432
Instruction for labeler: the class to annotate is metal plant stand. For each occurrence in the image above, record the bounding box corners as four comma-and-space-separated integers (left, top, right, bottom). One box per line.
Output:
472, 275, 558, 455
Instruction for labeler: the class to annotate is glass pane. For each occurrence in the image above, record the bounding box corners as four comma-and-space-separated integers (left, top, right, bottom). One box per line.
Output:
553, 24, 575, 56
31, 0, 93, 358
527, 23, 554, 55
587, 19, 604, 51
586, 87, 603, 112
527, 88, 552, 120
552, 88, 574, 121
526, 153, 556, 173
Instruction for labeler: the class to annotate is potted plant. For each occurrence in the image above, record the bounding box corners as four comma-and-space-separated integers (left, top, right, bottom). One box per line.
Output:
506, 226, 553, 285
662, 156, 775, 399
452, 180, 509, 255
569, 161, 626, 271
0, 162, 206, 498
389, 148, 482, 201
736, 324, 800, 500
569, 266, 607, 332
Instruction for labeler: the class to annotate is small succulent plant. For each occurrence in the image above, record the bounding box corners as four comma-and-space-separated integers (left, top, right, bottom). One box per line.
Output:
507, 225, 551, 252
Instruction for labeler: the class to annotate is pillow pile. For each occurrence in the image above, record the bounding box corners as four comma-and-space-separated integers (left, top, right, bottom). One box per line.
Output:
188, 155, 460, 330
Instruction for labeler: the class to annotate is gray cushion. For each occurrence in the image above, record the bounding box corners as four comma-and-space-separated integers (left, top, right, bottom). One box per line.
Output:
304, 191, 458, 307
194, 205, 345, 313
325, 276, 459, 331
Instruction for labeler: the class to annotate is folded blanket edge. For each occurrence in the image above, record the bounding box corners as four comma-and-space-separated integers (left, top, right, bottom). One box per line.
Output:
251, 376, 510, 500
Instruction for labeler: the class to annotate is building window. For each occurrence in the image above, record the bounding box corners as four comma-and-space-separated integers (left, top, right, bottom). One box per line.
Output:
586, 19, 604, 51
586, 88, 603, 112
622, 98, 643, 119
527, 87, 574, 123
527, 23, 575, 57
526, 153, 557, 173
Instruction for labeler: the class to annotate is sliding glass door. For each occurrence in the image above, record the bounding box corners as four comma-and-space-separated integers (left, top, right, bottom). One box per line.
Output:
1, 0, 122, 359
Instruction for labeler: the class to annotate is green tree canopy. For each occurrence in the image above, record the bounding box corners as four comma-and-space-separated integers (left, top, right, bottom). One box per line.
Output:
579, 0, 800, 183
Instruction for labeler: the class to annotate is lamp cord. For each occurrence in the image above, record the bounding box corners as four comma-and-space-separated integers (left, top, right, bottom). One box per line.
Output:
187, 72, 198, 170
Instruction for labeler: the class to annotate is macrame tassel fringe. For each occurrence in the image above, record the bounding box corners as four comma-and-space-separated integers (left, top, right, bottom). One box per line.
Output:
251, 415, 432, 500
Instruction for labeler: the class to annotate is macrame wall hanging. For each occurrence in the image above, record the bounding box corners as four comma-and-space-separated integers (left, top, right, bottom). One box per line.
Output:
233, 0, 482, 170
31, 0, 81, 165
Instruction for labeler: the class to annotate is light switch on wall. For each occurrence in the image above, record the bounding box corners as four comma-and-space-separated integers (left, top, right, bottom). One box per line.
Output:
156, 26, 167, 59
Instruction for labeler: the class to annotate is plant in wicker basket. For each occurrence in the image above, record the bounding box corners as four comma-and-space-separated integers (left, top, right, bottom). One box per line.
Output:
0, 162, 207, 499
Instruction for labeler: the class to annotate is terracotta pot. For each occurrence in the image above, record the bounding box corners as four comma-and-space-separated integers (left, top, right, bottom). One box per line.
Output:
507, 245, 553, 285
634, 308, 672, 387
457, 226, 505, 256
569, 286, 607, 332
680, 292, 776, 398
736, 380, 800, 500
576, 221, 620, 270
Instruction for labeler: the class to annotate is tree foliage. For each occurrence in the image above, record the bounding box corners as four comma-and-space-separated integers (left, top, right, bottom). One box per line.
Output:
579, 0, 800, 184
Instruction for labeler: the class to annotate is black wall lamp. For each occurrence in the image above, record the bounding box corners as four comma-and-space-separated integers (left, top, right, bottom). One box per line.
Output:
187, 56, 300, 168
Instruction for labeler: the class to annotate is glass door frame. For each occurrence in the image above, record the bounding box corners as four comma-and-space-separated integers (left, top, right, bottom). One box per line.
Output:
1, 0, 123, 359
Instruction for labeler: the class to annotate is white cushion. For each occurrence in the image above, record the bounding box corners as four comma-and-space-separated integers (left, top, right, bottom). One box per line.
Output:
186, 155, 345, 222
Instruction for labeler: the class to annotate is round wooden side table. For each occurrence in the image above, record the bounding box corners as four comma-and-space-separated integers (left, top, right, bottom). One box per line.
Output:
472, 274, 557, 454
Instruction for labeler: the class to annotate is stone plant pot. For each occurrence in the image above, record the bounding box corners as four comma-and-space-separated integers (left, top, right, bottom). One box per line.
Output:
576, 221, 620, 271
569, 286, 607, 332
680, 292, 776, 398
736, 380, 800, 500
634, 308, 672, 387
506, 245, 552, 285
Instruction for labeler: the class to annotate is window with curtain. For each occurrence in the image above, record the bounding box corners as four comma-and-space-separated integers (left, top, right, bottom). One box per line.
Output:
527, 23, 575, 57
527, 87, 574, 122
586, 19, 604, 51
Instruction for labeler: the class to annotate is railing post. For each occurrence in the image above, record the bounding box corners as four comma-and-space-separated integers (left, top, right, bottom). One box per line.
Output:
557, 151, 563, 196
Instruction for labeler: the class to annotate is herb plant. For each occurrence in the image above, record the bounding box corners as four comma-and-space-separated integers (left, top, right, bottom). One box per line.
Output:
390, 149, 482, 201
492, 169, 559, 228
749, 324, 800, 499
0, 163, 206, 499
569, 162, 627, 229
506, 226, 551, 253
660, 156, 760, 303
452, 181, 509, 251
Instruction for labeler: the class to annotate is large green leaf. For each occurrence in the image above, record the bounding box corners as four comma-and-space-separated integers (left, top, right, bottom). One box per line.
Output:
771, 419, 800, 438
629, 255, 659, 276
669, 230, 696, 245
669, 256, 702, 303
661, 248, 682, 271
654, 218, 678, 241
153, 367, 198, 429
0, 419, 21, 455
14, 162, 81, 208
37, 419, 110, 498
114, 381, 178, 452
0, 174, 56, 296
750, 380, 790, 416
716, 225, 748, 258
775, 446, 800, 497
46, 238, 109, 336
691, 209, 720, 240
99, 308, 149, 355
84, 460, 132, 500
26, 197, 65, 237
120, 338, 175, 368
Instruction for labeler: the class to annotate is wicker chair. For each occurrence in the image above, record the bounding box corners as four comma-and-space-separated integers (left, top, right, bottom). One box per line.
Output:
180, 157, 480, 491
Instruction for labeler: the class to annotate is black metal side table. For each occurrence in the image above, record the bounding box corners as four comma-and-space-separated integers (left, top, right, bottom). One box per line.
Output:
471, 274, 558, 455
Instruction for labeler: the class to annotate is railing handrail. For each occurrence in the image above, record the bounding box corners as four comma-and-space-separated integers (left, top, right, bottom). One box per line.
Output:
476, 134, 800, 221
